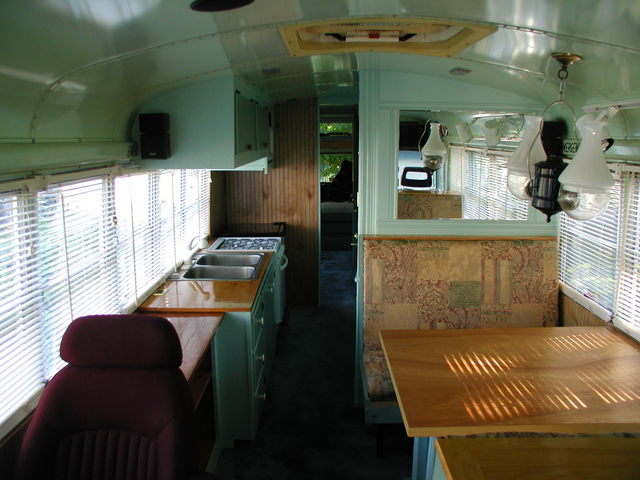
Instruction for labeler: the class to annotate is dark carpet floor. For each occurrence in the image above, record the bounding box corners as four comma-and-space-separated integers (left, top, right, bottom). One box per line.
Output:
214, 250, 412, 480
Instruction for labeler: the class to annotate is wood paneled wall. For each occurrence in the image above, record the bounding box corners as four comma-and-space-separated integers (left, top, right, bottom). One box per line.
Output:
560, 293, 608, 326
225, 98, 319, 307
209, 171, 226, 236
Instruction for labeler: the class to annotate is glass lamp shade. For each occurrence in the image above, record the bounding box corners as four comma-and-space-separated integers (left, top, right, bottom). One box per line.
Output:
455, 123, 473, 142
505, 115, 546, 200
576, 113, 614, 152
506, 170, 532, 200
483, 119, 500, 146
421, 122, 447, 171
558, 118, 614, 221
557, 188, 610, 221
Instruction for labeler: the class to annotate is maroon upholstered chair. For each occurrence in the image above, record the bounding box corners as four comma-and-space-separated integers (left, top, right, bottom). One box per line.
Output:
15, 314, 216, 480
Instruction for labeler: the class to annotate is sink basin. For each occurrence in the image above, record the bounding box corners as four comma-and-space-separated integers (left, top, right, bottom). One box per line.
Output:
196, 253, 263, 267
171, 252, 264, 281
181, 265, 258, 281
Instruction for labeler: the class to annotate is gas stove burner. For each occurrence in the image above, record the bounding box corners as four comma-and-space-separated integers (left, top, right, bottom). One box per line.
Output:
209, 237, 281, 252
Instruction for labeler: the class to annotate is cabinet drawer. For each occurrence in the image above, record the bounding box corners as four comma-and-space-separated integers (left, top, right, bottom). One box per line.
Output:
251, 303, 264, 346
252, 329, 265, 390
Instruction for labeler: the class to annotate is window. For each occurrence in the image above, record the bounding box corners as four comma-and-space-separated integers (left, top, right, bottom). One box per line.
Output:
0, 191, 41, 430
0, 169, 210, 436
38, 175, 121, 377
558, 164, 640, 340
613, 166, 640, 336
558, 173, 621, 313
449, 146, 529, 221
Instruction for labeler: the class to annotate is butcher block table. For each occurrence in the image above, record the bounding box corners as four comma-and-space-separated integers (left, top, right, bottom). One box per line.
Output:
380, 327, 640, 480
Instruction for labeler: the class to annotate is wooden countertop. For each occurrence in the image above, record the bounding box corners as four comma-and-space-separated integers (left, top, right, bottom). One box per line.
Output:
381, 327, 640, 437
436, 436, 640, 480
138, 251, 272, 313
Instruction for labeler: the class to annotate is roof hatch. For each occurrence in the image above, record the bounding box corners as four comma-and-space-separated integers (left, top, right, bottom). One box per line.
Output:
280, 17, 497, 58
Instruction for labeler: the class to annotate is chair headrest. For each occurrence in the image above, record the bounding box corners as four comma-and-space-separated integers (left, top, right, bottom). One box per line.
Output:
61, 315, 182, 368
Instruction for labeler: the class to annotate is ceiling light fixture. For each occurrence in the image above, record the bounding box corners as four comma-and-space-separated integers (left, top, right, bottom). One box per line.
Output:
504, 52, 614, 223
190, 0, 254, 12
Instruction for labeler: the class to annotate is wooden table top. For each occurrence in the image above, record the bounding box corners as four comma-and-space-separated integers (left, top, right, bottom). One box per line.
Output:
138, 252, 272, 313
165, 315, 223, 381
436, 436, 640, 480
380, 327, 640, 437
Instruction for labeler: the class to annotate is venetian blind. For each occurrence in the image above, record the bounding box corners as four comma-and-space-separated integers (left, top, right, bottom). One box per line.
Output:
38, 175, 121, 377
114, 170, 211, 306
558, 170, 622, 314
463, 150, 529, 220
0, 190, 42, 429
614, 166, 640, 335
448, 146, 464, 193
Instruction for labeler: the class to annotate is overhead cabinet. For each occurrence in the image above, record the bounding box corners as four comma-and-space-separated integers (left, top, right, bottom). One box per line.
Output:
139, 75, 271, 170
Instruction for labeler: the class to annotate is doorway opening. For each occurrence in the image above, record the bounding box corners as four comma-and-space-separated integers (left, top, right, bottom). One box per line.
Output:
319, 106, 358, 257
318, 106, 358, 309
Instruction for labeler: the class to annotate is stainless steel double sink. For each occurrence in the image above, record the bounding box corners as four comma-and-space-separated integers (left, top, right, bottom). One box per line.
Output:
175, 253, 264, 281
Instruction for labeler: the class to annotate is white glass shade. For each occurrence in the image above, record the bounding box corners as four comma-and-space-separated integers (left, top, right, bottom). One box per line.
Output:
505, 115, 546, 199
576, 113, 614, 152
483, 119, 500, 146
506, 171, 532, 200
421, 122, 446, 171
455, 123, 472, 142
558, 118, 614, 221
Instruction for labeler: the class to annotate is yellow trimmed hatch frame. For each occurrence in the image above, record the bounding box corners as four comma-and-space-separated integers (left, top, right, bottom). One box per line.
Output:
279, 17, 497, 57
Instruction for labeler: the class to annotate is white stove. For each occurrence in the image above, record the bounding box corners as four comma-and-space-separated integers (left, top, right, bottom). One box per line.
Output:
209, 237, 282, 252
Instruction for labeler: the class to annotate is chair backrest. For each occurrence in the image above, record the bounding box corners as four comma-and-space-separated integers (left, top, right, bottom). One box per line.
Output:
15, 314, 195, 480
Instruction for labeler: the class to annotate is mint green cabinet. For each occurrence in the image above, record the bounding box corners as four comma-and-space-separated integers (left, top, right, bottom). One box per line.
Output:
139, 75, 270, 170
212, 258, 278, 449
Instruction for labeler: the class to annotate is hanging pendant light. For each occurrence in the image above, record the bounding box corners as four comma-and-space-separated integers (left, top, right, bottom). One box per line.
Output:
505, 115, 547, 200
557, 118, 615, 220
421, 122, 447, 171
505, 52, 606, 222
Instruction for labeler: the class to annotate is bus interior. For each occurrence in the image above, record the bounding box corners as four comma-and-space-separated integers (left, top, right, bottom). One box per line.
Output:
1, 1, 640, 479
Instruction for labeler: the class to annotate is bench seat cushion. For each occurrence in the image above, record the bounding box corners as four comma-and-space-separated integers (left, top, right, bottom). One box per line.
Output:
362, 238, 559, 402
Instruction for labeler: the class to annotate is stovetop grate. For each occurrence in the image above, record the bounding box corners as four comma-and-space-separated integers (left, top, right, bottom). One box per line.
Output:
209, 237, 281, 251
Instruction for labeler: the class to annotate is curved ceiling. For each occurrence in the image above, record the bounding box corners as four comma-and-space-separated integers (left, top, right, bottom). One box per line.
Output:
0, 0, 638, 141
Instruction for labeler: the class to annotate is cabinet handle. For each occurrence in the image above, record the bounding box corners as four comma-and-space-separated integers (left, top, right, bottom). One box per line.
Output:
268, 286, 274, 294
256, 354, 265, 363
256, 317, 264, 326
279, 254, 289, 271
256, 393, 266, 400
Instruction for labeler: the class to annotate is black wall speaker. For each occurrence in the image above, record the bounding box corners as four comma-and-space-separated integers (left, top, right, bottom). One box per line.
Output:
139, 113, 171, 159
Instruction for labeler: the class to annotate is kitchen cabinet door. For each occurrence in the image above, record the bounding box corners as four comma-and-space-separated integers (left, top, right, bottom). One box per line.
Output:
235, 93, 257, 155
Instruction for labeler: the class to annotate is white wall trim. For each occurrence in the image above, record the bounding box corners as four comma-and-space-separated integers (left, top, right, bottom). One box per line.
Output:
559, 281, 613, 322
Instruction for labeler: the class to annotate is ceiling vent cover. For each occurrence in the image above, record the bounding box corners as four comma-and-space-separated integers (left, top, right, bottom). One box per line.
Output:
280, 17, 496, 57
